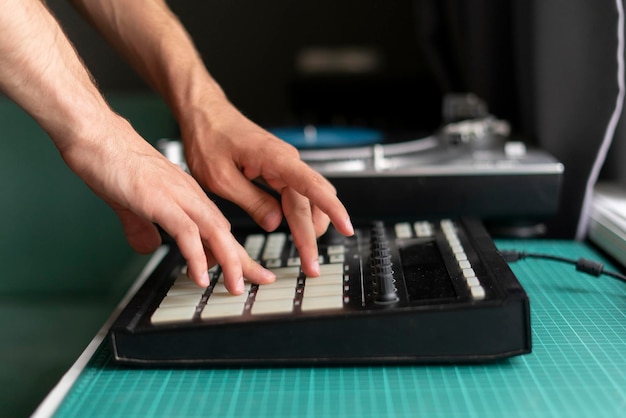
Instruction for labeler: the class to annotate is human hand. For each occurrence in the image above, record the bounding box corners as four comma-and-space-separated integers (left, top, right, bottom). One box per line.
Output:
180, 99, 354, 278
0, 0, 278, 295
59, 114, 276, 294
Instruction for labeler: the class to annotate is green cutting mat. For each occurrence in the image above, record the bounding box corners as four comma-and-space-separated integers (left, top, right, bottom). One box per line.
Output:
51, 241, 626, 418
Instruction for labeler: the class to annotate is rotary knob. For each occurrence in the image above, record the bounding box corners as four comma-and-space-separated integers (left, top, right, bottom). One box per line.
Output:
369, 222, 399, 304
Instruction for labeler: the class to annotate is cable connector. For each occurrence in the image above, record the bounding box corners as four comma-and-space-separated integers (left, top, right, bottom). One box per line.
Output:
575, 258, 604, 277
499, 250, 526, 262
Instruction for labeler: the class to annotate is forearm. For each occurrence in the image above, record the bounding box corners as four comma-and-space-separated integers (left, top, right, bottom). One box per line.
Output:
69, 0, 228, 129
0, 0, 113, 150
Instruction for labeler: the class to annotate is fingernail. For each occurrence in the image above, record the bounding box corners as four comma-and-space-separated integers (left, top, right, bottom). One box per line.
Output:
200, 271, 211, 287
236, 277, 245, 293
311, 259, 320, 276
264, 268, 276, 282
345, 217, 355, 236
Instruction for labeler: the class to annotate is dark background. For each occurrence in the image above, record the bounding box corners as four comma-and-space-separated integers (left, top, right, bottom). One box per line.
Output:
28, 0, 626, 237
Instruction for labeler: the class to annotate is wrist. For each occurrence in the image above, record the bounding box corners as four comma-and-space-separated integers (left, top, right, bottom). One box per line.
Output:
45, 92, 117, 153
170, 70, 229, 127
174, 78, 235, 143
55, 109, 139, 188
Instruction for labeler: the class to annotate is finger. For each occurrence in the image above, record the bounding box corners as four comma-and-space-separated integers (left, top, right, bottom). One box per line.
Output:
195, 204, 275, 288
209, 164, 283, 232
239, 246, 276, 285
204, 241, 275, 294
204, 229, 276, 295
310, 205, 331, 237
182, 196, 256, 295
191, 210, 245, 294
282, 187, 320, 277
156, 201, 211, 288
200, 241, 218, 270
269, 159, 354, 237
204, 234, 276, 294
169, 183, 275, 295
214, 243, 244, 294
113, 206, 162, 254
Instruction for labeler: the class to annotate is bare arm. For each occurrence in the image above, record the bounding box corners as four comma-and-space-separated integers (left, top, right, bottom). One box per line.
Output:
0, 0, 276, 293
69, 0, 355, 278
0, 0, 107, 148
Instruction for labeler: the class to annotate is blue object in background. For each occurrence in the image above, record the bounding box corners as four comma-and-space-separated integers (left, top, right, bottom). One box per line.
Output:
270, 125, 383, 149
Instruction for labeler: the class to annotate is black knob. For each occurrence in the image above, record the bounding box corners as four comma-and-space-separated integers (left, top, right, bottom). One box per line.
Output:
374, 263, 393, 275
372, 248, 390, 258
371, 254, 391, 266
371, 220, 385, 231
375, 273, 399, 304
370, 222, 386, 240
371, 240, 389, 251
372, 257, 398, 304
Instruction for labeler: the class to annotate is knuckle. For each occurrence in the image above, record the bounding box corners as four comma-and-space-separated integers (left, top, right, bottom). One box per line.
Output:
172, 219, 200, 241
246, 195, 277, 218
199, 162, 232, 191
282, 142, 300, 158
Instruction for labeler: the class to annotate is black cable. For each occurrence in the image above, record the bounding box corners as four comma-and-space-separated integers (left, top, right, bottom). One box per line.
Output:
500, 250, 626, 284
